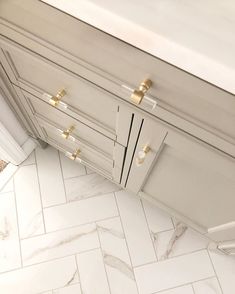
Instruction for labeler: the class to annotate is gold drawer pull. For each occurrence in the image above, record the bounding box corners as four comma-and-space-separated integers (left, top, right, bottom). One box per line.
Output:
43, 89, 68, 109
131, 79, 152, 105
61, 126, 75, 139
136, 145, 151, 166
66, 149, 81, 161
122, 79, 157, 110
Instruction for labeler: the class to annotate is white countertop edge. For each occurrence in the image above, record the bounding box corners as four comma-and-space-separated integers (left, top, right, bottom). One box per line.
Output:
42, 0, 235, 94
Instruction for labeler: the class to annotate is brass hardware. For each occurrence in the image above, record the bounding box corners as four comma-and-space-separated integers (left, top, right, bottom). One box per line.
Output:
70, 149, 81, 161
131, 79, 152, 105
49, 89, 66, 107
136, 144, 151, 166
61, 126, 75, 139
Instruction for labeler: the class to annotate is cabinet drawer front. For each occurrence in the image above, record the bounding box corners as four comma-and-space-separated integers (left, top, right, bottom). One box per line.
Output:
21, 89, 115, 158
39, 117, 114, 178
0, 41, 119, 140
127, 116, 235, 233
1, 1, 234, 145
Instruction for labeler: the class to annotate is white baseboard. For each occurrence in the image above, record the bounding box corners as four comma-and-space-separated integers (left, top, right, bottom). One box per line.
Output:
21, 137, 37, 157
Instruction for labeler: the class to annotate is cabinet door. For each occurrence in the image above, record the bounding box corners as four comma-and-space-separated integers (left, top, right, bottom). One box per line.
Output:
126, 117, 235, 241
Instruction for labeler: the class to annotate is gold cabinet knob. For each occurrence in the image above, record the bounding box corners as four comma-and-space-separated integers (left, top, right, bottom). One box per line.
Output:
70, 149, 81, 161
61, 126, 75, 139
136, 144, 151, 166
49, 89, 66, 106
131, 79, 152, 105
42, 89, 68, 109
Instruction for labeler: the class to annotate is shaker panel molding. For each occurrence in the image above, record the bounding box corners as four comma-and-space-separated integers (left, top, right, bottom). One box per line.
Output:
0, 0, 235, 246
127, 115, 235, 240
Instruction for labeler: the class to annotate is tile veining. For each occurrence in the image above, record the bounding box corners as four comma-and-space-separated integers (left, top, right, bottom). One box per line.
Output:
0, 147, 233, 294
103, 253, 135, 280
157, 222, 188, 260
23, 226, 97, 262
0, 217, 10, 240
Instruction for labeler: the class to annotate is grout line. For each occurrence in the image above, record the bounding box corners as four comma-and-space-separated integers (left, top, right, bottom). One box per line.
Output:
58, 150, 69, 203
113, 192, 141, 294
157, 228, 175, 235
43, 190, 118, 210
34, 152, 47, 234
191, 283, 196, 294
141, 198, 158, 262
206, 249, 224, 294
0, 248, 100, 277
84, 166, 88, 175
62, 172, 91, 182
96, 222, 112, 294
20, 151, 36, 167
20, 220, 98, 241
171, 217, 175, 229
151, 276, 216, 294
133, 248, 211, 269
37, 281, 81, 294
0, 190, 15, 195
74, 255, 84, 294
19, 162, 36, 167
26, 214, 119, 238
12, 177, 23, 268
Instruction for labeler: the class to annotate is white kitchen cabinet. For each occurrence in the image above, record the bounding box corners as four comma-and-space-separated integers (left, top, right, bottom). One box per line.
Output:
0, 0, 234, 249
126, 115, 235, 242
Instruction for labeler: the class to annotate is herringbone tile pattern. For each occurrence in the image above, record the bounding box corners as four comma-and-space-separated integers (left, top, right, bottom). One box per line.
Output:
0, 146, 234, 294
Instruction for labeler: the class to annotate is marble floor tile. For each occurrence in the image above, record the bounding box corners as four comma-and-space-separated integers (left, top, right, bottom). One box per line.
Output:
193, 277, 222, 294
142, 199, 174, 234
209, 249, 235, 294
116, 190, 156, 267
20, 151, 35, 166
153, 284, 194, 294
14, 165, 44, 239
134, 250, 214, 294
0, 164, 18, 194
97, 217, 138, 294
0, 146, 234, 294
21, 223, 99, 266
0, 191, 21, 273
53, 283, 82, 294
77, 248, 110, 294
35, 146, 66, 207
65, 173, 120, 202
44, 193, 118, 232
59, 151, 86, 179
154, 224, 209, 260
0, 256, 78, 294
0, 178, 14, 193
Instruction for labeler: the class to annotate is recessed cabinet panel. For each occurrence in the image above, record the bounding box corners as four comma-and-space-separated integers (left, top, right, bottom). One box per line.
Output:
0, 0, 234, 146
0, 41, 119, 140
12, 86, 126, 183
21, 89, 115, 158
42, 125, 113, 175
127, 116, 235, 237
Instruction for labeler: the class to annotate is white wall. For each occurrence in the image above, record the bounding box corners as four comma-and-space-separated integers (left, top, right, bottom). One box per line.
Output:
0, 93, 28, 146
